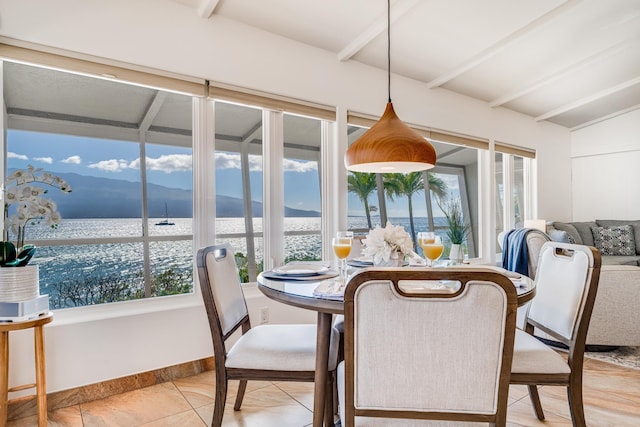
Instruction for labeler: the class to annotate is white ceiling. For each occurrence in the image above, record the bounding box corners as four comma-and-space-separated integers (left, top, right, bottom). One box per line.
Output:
172, 0, 640, 130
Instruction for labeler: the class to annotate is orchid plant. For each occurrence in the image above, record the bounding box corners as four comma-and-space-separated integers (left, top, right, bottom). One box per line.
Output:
1, 165, 71, 266
362, 221, 414, 264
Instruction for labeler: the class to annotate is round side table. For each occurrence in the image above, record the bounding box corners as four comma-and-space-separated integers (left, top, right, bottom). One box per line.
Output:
0, 312, 53, 427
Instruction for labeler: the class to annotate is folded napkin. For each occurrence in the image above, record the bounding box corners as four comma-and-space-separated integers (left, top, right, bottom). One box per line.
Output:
313, 279, 345, 300
408, 251, 427, 267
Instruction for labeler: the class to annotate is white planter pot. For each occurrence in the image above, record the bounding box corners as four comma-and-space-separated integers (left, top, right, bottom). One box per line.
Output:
0, 265, 39, 302
449, 244, 464, 265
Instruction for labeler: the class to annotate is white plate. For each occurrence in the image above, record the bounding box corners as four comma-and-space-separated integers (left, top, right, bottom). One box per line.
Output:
353, 257, 373, 264
273, 264, 329, 276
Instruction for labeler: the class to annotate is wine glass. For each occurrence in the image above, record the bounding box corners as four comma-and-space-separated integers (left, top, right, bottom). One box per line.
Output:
418, 231, 435, 261
332, 231, 353, 282
420, 233, 444, 267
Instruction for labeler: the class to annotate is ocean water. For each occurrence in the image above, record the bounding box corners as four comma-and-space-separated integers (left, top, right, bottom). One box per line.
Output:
16, 216, 448, 308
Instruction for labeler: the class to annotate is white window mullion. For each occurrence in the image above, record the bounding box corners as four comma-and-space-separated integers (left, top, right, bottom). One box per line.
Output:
0, 61, 6, 236
192, 97, 214, 257
504, 155, 514, 230
482, 141, 495, 263
523, 157, 536, 221
322, 106, 345, 261
263, 110, 284, 270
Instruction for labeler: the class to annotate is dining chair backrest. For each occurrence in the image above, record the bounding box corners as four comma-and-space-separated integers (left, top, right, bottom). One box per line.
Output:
197, 244, 249, 340
527, 242, 600, 344
342, 268, 518, 425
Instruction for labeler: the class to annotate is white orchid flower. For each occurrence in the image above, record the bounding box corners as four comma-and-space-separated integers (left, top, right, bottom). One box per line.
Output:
362, 221, 414, 263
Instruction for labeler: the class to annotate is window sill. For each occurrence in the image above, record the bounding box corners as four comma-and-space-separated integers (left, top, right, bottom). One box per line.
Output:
50, 291, 204, 327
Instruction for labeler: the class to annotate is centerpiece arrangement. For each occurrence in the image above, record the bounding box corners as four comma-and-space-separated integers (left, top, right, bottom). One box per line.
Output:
0, 165, 71, 305
362, 221, 414, 267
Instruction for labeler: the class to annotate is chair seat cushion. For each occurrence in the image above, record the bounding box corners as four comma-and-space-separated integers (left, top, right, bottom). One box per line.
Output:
511, 329, 570, 375
226, 324, 339, 371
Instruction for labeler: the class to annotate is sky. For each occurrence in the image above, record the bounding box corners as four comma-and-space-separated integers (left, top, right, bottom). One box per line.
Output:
8, 130, 460, 217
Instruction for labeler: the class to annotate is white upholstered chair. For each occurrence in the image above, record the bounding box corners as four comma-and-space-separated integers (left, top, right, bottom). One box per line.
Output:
338, 268, 518, 426
197, 244, 339, 427
510, 242, 601, 426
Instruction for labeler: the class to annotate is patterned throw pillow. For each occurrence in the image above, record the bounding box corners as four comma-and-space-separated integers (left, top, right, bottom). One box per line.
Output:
591, 225, 636, 256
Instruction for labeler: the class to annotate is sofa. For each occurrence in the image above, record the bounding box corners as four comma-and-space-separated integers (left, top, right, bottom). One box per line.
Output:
539, 220, 640, 347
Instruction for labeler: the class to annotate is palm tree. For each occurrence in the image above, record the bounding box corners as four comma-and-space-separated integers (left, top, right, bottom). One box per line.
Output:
383, 172, 423, 247
426, 173, 447, 201
384, 172, 448, 248
347, 172, 377, 229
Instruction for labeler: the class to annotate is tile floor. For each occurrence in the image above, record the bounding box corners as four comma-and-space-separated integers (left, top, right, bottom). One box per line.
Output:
7, 355, 640, 426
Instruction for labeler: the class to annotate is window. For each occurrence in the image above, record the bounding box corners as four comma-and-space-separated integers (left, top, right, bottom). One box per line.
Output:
283, 113, 322, 262
346, 123, 481, 261
495, 146, 534, 240
2, 61, 194, 308
212, 101, 329, 282
213, 101, 264, 282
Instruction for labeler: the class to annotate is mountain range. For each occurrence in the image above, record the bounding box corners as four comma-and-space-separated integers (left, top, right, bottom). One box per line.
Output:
18, 171, 320, 219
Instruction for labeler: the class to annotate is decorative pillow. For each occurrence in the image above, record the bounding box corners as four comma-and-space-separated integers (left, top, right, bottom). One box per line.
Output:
591, 225, 636, 256
548, 229, 575, 244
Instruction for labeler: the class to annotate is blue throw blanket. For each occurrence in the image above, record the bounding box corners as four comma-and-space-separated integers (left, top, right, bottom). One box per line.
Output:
501, 228, 532, 276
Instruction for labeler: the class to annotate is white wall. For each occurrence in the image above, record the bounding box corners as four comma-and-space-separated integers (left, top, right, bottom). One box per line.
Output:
0, 0, 572, 393
571, 109, 640, 221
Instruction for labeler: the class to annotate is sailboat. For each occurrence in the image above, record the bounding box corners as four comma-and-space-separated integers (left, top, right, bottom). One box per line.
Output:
155, 203, 175, 226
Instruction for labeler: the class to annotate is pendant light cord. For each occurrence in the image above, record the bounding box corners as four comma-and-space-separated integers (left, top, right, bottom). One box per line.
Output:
387, 0, 391, 103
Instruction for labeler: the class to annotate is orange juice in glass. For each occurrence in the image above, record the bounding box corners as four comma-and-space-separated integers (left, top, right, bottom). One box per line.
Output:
333, 231, 353, 282
419, 232, 444, 267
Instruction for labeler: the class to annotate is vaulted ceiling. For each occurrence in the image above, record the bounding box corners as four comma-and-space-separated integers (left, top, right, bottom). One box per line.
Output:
172, 0, 640, 131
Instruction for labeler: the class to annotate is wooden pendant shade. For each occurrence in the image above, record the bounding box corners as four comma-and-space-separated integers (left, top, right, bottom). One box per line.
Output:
344, 102, 437, 173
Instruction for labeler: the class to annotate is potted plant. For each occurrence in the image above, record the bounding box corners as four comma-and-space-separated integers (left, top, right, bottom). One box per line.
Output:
440, 198, 469, 264
1, 165, 71, 303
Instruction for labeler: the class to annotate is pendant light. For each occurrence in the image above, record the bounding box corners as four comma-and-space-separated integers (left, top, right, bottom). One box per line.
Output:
344, 0, 436, 173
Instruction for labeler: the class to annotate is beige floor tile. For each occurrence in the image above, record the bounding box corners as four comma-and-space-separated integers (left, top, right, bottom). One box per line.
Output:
7, 405, 84, 427
506, 399, 572, 426
173, 370, 271, 409
508, 384, 531, 404
138, 409, 207, 427
536, 384, 640, 427
274, 381, 315, 410
80, 382, 192, 426
196, 383, 313, 427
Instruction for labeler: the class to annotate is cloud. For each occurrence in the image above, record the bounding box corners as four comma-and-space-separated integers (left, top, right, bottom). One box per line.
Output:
215, 152, 241, 170
131, 154, 192, 173
439, 174, 460, 190
88, 159, 131, 172
214, 153, 314, 173
215, 152, 261, 171
7, 152, 28, 160
34, 157, 53, 164
62, 155, 82, 165
284, 159, 317, 173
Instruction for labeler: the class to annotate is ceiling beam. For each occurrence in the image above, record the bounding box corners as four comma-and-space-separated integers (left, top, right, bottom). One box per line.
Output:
535, 76, 640, 121
426, 0, 582, 89
570, 103, 640, 131
337, 0, 420, 62
139, 91, 167, 133
490, 38, 636, 107
197, 0, 220, 19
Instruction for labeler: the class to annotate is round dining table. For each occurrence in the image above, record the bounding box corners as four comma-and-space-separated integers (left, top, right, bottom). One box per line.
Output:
257, 266, 535, 427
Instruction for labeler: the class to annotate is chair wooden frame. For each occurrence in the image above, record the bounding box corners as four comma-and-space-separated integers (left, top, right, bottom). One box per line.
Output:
341, 268, 518, 427
510, 243, 601, 427
197, 244, 335, 427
